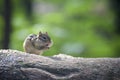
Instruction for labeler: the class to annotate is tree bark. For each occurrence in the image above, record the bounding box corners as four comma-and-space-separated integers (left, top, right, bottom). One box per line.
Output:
0, 49, 120, 80
3, 0, 12, 49
110, 0, 120, 35
109, 0, 120, 57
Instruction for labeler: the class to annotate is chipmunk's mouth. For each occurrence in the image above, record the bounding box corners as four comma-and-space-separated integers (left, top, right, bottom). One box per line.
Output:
45, 41, 53, 48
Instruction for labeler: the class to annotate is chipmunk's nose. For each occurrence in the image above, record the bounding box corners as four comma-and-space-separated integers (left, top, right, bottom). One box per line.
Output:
46, 44, 49, 46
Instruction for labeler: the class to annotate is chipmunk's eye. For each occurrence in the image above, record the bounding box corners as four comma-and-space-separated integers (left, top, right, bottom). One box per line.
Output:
39, 34, 50, 42
43, 36, 46, 39
41, 36, 47, 41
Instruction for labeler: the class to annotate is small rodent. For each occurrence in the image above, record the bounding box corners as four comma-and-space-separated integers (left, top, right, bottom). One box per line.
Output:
23, 32, 53, 55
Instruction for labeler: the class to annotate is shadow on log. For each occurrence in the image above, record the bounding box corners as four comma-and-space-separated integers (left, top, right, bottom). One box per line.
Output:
0, 49, 120, 80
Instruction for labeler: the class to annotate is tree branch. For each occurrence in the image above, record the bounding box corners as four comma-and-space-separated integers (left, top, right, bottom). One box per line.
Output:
0, 49, 120, 80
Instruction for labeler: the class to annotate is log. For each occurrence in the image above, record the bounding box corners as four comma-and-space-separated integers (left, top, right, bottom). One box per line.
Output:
0, 49, 120, 80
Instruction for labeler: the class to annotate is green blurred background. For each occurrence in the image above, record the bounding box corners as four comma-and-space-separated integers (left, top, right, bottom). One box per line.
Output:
0, 0, 120, 57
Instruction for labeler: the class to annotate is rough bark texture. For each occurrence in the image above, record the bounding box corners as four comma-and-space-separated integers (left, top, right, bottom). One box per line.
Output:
0, 49, 120, 80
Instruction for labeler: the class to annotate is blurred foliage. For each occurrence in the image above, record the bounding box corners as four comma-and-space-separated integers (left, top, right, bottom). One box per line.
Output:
0, 0, 120, 57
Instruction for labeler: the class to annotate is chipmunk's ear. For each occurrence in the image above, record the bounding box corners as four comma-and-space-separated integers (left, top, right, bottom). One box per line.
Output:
38, 31, 42, 38
39, 31, 42, 35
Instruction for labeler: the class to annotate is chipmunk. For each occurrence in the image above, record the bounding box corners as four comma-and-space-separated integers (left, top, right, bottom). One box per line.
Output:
23, 32, 53, 55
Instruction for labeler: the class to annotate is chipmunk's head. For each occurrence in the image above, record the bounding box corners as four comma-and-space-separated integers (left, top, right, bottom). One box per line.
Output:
37, 31, 53, 49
